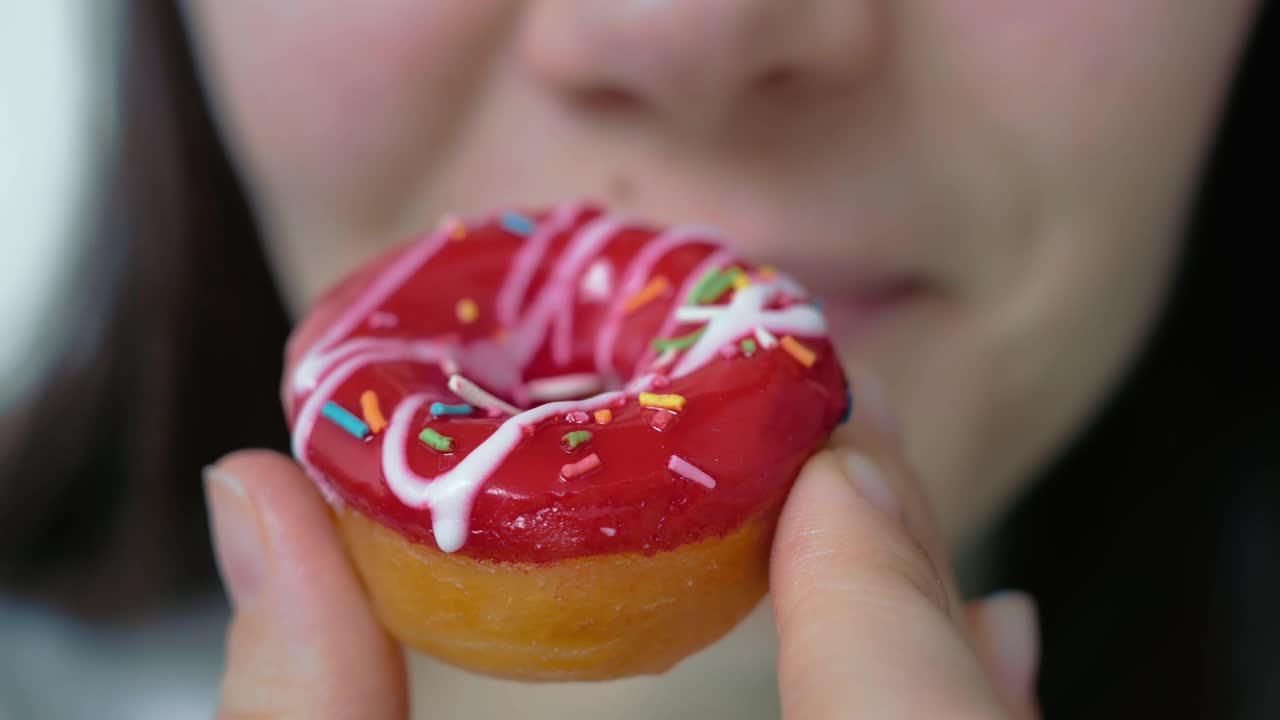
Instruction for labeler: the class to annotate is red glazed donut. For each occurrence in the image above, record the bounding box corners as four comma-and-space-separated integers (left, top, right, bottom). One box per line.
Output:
284, 202, 849, 680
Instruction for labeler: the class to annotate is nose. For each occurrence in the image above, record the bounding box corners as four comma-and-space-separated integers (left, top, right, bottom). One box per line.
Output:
519, 0, 879, 133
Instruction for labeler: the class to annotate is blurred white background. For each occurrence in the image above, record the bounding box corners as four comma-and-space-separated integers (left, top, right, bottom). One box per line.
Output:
0, 3, 91, 408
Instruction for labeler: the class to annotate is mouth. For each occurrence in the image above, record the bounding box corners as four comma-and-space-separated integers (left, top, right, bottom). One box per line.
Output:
816, 273, 936, 341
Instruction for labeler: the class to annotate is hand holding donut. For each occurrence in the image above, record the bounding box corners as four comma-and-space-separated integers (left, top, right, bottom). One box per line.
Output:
206, 205, 1039, 716
205, 384, 1039, 719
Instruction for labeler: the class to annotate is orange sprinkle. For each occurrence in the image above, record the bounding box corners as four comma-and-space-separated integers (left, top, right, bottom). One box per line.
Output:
639, 392, 686, 412
360, 390, 388, 434
594, 408, 613, 425
456, 298, 479, 324
758, 266, 777, 280
441, 215, 466, 240
779, 335, 817, 368
623, 276, 671, 314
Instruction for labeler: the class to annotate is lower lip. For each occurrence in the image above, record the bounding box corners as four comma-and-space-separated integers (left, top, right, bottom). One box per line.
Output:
818, 278, 931, 340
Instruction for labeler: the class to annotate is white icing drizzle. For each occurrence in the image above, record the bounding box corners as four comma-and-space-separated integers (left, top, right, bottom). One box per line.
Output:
290, 206, 827, 552
592, 226, 728, 378
382, 392, 626, 552
578, 259, 613, 302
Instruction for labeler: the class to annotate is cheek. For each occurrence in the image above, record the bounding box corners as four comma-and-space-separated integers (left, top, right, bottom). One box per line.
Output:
185, 2, 508, 228
893, 1, 1255, 540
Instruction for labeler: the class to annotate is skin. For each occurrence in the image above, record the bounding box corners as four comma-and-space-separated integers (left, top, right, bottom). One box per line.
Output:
181, 1, 1258, 717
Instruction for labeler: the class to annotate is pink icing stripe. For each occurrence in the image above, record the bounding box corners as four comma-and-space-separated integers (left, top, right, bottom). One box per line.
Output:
627, 248, 737, 377
667, 455, 716, 489
593, 227, 728, 378
292, 227, 453, 394
495, 202, 585, 328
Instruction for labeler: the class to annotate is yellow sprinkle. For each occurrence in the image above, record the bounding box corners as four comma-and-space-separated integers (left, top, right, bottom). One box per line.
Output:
639, 392, 686, 412
624, 276, 672, 314
594, 409, 613, 425
779, 335, 817, 368
732, 272, 751, 290
456, 298, 479, 325
360, 390, 388, 434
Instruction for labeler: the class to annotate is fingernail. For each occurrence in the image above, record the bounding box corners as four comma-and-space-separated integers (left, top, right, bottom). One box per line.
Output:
849, 369, 900, 442
842, 451, 902, 521
204, 465, 268, 609
984, 591, 1041, 705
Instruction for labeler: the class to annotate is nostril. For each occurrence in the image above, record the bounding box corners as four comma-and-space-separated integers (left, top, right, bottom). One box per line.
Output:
754, 67, 800, 94
576, 86, 645, 114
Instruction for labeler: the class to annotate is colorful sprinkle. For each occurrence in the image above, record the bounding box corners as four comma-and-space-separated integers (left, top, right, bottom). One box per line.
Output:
562, 430, 593, 449
447, 374, 521, 415
685, 268, 721, 305
455, 298, 479, 324
758, 266, 777, 280
442, 215, 466, 240
526, 373, 603, 402
639, 392, 686, 412
624, 275, 672, 314
667, 455, 716, 489
360, 390, 388, 434
648, 409, 677, 431
501, 211, 537, 236
322, 401, 370, 440
840, 388, 853, 424
565, 410, 591, 424
600, 527, 617, 537
780, 335, 817, 368
754, 326, 779, 349
741, 338, 758, 355
732, 271, 751, 291
430, 402, 474, 417
418, 427, 454, 453
560, 453, 602, 479
687, 268, 743, 305
594, 409, 613, 425
651, 327, 705, 352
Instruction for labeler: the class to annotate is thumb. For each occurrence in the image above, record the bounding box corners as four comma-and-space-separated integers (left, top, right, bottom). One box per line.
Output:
770, 370, 1028, 718
205, 450, 407, 720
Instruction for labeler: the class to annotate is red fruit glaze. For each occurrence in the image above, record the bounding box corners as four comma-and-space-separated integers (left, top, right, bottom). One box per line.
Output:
283, 202, 848, 564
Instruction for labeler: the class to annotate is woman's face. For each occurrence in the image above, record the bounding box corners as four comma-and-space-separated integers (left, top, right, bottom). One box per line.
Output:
183, 1, 1257, 546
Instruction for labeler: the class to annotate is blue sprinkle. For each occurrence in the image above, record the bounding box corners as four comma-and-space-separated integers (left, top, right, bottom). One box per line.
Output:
430, 402, 475, 417
322, 401, 370, 439
500, 212, 537, 237
839, 389, 853, 425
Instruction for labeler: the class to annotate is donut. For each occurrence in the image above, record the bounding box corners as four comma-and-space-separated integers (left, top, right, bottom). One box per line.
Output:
283, 202, 850, 681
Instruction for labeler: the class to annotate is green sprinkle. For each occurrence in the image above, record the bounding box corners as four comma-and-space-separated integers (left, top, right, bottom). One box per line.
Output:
741, 338, 757, 355
652, 327, 706, 352
562, 430, 593, 449
418, 427, 454, 453
694, 268, 740, 305
685, 268, 723, 305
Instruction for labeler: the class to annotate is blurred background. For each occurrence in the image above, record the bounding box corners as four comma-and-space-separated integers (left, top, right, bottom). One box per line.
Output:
0, 2, 88, 411
1, 5, 227, 719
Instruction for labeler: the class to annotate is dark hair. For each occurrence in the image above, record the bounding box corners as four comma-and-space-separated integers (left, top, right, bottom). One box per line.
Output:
984, 3, 1279, 717
0, 0, 290, 616
1, 0, 1275, 716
